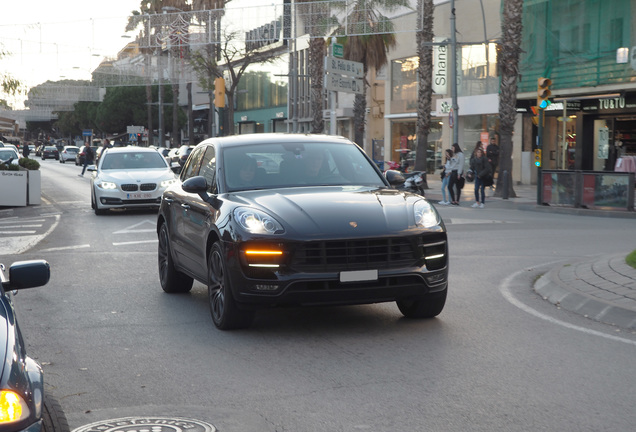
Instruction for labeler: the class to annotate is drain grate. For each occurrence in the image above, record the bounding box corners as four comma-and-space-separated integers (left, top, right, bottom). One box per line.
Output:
72, 417, 217, 432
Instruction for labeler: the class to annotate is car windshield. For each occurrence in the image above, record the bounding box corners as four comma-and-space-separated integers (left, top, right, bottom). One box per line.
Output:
223, 142, 385, 191
0, 149, 18, 160
66, 147, 78, 153
101, 151, 168, 170
45, 146, 56, 151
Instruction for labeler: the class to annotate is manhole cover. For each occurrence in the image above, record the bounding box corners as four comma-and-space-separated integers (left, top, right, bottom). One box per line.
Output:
72, 417, 217, 432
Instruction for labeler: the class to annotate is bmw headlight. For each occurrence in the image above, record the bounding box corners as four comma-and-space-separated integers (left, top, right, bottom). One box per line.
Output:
414, 199, 439, 228
234, 208, 284, 235
160, 178, 177, 188
97, 181, 117, 190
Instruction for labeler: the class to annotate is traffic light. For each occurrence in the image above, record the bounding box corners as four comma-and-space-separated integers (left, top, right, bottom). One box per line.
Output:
537, 77, 552, 109
530, 105, 539, 126
214, 77, 226, 108
534, 149, 542, 167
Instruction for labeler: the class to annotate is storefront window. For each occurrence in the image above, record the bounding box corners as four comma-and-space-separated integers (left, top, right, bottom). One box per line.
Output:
389, 119, 443, 174
391, 57, 418, 114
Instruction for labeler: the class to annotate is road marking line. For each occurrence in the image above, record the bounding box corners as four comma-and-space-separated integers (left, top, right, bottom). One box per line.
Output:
113, 240, 158, 246
0, 224, 44, 228
500, 265, 636, 346
0, 230, 37, 234
113, 219, 156, 234
40, 244, 91, 252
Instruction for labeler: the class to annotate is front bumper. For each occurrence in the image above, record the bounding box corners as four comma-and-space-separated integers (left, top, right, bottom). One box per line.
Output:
223, 235, 448, 308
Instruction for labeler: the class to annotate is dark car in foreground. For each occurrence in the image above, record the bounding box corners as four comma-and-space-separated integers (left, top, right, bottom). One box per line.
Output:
0, 260, 69, 432
157, 134, 448, 330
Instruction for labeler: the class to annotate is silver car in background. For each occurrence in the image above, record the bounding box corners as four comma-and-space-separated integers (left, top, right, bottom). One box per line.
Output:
89, 146, 177, 215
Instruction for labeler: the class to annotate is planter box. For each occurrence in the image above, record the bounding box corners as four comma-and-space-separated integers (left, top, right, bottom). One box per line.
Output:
0, 171, 28, 207
27, 169, 41, 205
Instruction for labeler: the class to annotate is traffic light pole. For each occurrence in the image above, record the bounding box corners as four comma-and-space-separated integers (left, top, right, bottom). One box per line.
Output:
536, 108, 543, 205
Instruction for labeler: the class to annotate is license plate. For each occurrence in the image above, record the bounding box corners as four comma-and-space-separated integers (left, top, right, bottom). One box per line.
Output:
340, 269, 378, 283
127, 193, 152, 199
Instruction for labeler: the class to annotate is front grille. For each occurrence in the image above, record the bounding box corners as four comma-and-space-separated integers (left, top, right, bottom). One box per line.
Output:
121, 184, 138, 192
291, 238, 417, 272
140, 183, 157, 191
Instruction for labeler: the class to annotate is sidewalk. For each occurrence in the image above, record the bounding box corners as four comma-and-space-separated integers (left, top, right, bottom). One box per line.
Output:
424, 178, 636, 330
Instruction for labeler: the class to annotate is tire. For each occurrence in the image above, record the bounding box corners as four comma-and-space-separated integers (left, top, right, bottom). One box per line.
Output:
208, 242, 254, 330
42, 391, 70, 432
158, 223, 193, 293
396, 288, 447, 319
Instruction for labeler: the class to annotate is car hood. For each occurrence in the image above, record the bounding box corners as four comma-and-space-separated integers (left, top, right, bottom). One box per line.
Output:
99, 169, 173, 182
230, 186, 442, 238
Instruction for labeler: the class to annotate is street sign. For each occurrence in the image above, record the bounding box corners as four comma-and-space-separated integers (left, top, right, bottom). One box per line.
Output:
82, 129, 92, 137
127, 125, 144, 134
325, 57, 364, 78
325, 74, 365, 95
332, 43, 344, 58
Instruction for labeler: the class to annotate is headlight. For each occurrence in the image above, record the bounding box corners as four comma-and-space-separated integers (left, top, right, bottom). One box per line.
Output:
234, 208, 284, 234
96, 181, 117, 190
160, 178, 177, 188
414, 200, 439, 228
0, 390, 30, 423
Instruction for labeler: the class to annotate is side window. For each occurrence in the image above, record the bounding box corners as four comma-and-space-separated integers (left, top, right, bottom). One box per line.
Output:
198, 146, 217, 193
180, 146, 205, 180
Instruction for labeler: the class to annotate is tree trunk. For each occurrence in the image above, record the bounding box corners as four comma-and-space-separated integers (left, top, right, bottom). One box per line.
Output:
309, 37, 325, 134
494, 0, 523, 198
415, 0, 434, 189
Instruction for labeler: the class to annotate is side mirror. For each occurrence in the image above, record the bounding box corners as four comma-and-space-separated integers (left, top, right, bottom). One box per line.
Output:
182, 176, 210, 202
2, 260, 50, 290
384, 169, 406, 187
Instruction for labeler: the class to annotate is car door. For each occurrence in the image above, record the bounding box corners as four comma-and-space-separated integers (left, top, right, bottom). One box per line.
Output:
172, 145, 213, 280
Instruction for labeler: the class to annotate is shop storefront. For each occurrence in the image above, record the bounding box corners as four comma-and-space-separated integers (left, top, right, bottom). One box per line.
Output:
523, 93, 636, 175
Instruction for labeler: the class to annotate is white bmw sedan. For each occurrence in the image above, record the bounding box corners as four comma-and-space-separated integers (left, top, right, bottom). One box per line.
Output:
89, 146, 177, 215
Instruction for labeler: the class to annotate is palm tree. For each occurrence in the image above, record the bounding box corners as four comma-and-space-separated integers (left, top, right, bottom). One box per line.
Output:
414, 0, 434, 188
340, 0, 407, 146
494, 0, 522, 198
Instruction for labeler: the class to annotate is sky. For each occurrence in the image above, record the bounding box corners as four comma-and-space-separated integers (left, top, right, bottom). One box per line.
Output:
0, 1, 142, 107
0, 0, 286, 109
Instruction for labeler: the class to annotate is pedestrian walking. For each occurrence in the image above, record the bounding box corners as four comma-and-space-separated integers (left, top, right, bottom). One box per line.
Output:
470, 147, 493, 208
448, 143, 465, 205
438, 148, 453, 205
22, 142, 30, 158
79, 141, 93, 176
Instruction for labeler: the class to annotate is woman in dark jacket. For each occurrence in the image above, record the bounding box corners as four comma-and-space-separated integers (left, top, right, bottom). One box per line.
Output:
469, 147, 492, 208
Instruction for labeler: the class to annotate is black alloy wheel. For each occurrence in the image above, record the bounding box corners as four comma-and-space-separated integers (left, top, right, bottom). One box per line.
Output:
208, 242, 254, 330
158, 223, 193, 293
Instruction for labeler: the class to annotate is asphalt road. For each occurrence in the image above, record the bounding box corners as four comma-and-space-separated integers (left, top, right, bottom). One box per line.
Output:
5, 158, 636, 432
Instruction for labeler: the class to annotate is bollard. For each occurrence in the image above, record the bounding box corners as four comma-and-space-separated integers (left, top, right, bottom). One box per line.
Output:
502, 170, 509, 200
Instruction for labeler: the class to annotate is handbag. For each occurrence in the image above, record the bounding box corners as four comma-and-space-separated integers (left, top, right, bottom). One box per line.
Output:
482, 174, 494, 187
457, 175, 465, 189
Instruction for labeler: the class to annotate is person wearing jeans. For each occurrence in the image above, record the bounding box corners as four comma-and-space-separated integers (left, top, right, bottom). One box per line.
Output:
470, 148, 492, 208
438, 149, 453, 205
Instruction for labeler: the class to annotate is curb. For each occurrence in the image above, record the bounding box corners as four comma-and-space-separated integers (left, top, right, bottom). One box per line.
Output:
534, 258, 636, 330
